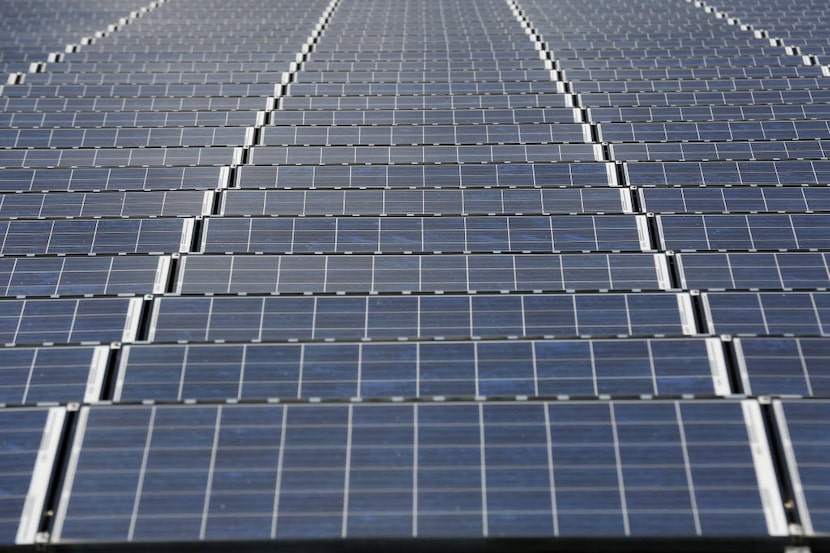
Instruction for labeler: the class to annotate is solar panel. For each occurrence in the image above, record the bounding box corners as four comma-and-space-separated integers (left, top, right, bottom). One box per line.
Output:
147, 293, 696, 342
200, 216, 651, 254
0, 218, 193, 255
626, 160, 830, 187
640, 187, 830, 214
676, 252, 830, 290
247, 143, 601, 164
733, 337, 830, 396
0, 167, 225, 193
657, 214, 830, 251
0, 255, 169, 297
50, 400, 785, 542
0, 407, 64, 544
0, 346, 109, 404
233, 162, 619, 189
175, 253, 670, 294
0, 297, 142, 346
702, 292, 830, 336
221, 188, 631, 217
772, 399, 830, 536
114, 338, 729, 401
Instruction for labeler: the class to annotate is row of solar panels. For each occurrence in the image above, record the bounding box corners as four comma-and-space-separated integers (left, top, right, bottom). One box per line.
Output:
0, 123, 594, 148
9, 105, 829, 128
19, 65, 829, 84
0, 248, 829, 295
6, 77, 829, 99
2, 159, 829, 191
6, 89, 829, 111
0, 289, 828, 346
7, 142, 830, 166
3, 335, 830, 404
1, 399, 827, 544
7, 120, 830, 148
0, 214, 828, 253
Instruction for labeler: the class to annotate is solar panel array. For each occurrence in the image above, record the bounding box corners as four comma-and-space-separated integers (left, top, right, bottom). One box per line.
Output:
1, 0, 828, 550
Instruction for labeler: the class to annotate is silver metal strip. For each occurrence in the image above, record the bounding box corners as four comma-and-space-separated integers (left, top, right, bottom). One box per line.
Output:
50, 407, 90, 542
16, 407, 66, 544
742, 400, 788, 536
772, 400, 813, 535
705, 338, 731, 396
83, 345, 111, 403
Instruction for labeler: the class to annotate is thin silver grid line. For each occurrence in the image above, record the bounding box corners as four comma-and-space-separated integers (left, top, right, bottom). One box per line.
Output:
270, 406, 288, 538
340, 404, 353, 538
793, 338, 816, 396
20, 349, 38, 405
675, 403, 702, 536
198, 406, 222, 539
608, 403, 630, 536
478, 403, 488, 537
542, 403, 559, 535
126, 406, 156, 541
